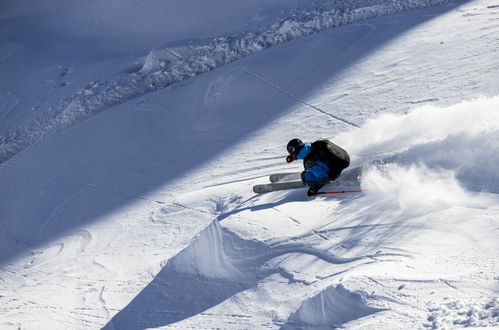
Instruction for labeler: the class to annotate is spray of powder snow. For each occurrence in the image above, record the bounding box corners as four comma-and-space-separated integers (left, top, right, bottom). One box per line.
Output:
361, 164, 482, 214
337, 96, 499, 159
334, 96, 499, 211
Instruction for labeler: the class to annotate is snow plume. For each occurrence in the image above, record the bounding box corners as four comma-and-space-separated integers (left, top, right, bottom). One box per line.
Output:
335, 95, 499, 197
0, 0, 448, 163
361, 164, 479, 215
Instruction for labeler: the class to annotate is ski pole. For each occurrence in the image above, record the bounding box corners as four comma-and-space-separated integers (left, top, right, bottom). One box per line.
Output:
316, 189, 363, 195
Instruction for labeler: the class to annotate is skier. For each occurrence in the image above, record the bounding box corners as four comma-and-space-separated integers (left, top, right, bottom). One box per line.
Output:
286, 138, 350, 196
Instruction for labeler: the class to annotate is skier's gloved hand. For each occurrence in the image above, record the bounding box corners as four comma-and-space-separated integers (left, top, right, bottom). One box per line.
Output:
286, 155, 296, 163
307, 188, 318, 196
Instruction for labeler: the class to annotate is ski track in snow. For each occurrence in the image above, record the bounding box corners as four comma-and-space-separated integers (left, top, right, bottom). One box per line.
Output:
243, 69, 361, 128
0, 0, 448, 163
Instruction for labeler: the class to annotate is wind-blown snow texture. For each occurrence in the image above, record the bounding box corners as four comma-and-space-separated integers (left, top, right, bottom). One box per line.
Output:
1, 0, 499, 329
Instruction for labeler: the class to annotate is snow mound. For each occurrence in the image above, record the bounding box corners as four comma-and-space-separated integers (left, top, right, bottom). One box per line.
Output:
0, 0, 448, 164
283, 284, 382, 329
102, 219, 248, 329
170, 220, 241, 280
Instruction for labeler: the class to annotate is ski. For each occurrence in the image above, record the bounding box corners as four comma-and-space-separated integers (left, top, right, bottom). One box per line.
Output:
253, 181, 305, 194
269, 172, 301, 183
269, 166, 361, 183
256, 166, 363, 194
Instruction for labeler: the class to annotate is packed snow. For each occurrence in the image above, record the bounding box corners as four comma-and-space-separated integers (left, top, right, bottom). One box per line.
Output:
0, 0, 498, 329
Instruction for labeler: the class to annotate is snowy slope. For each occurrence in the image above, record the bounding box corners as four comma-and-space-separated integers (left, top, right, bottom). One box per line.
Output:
1, 0, 499, 329
0, 0, 451, 163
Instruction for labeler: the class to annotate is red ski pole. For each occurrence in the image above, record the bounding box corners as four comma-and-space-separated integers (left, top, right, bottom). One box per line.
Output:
317, 189, 363, 195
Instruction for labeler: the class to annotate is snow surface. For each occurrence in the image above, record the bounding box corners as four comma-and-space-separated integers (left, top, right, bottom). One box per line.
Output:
1, 0, 499, 329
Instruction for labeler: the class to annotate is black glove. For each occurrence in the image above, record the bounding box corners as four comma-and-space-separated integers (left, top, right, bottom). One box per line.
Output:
307, 188, 318, 196
286, 155, 296, 163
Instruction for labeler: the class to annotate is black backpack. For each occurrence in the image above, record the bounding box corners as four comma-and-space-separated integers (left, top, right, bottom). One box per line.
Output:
306, 140, 350, 177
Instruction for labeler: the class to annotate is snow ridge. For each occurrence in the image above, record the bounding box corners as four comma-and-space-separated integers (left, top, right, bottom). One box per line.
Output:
0, 0, 447, 163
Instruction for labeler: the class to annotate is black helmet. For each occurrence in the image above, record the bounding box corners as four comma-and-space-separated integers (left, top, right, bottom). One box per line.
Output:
287, 138, 304, 155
